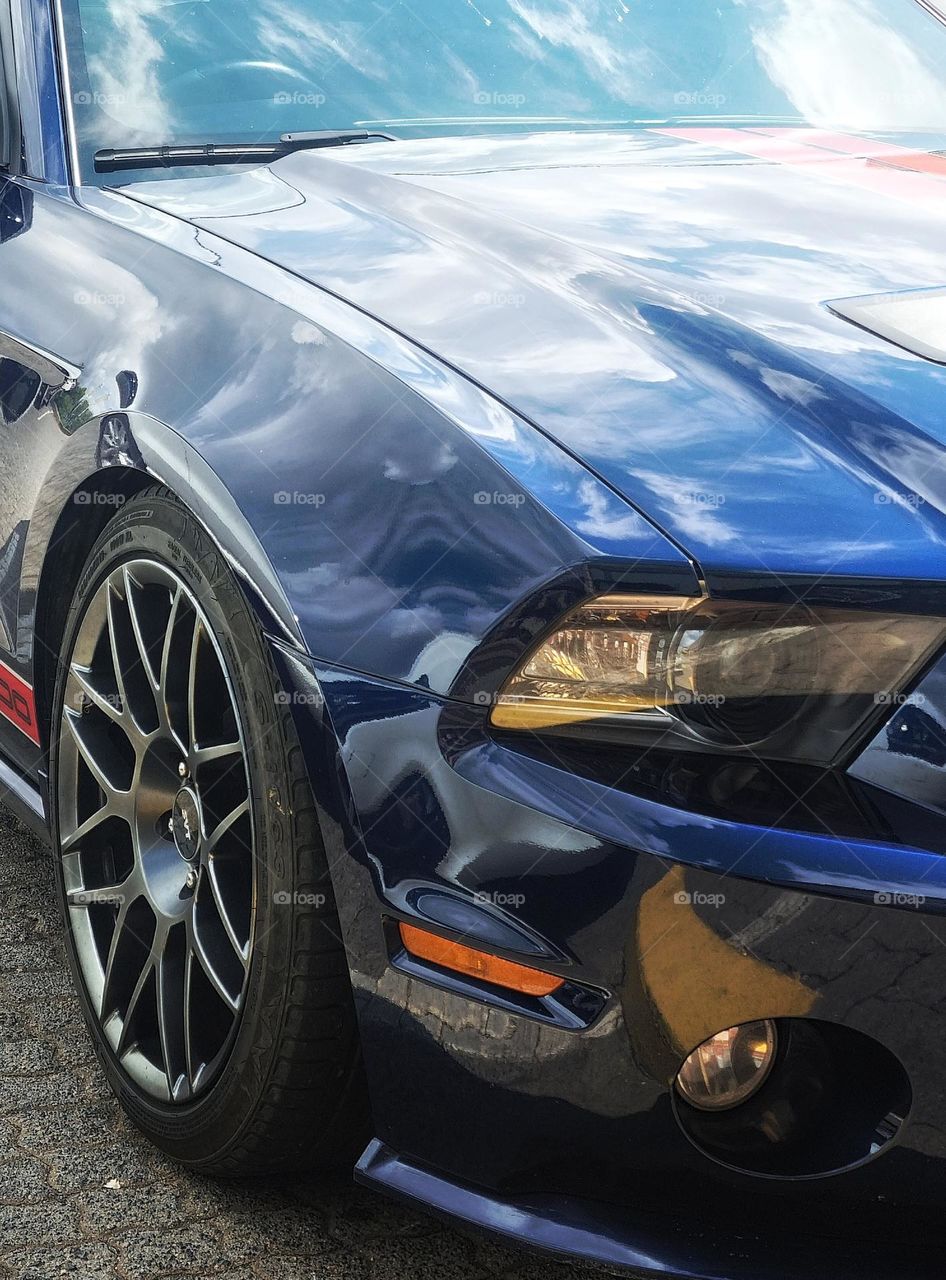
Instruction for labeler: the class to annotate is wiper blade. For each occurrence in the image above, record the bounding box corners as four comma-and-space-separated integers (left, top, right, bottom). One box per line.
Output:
93, 129, 397, 173
915, 0, 946, 28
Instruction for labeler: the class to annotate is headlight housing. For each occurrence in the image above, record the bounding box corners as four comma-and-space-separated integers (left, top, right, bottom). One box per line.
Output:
489, 594, 946, 765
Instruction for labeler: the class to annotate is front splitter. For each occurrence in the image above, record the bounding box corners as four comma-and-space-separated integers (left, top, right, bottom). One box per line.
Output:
355, 1138, 941, 1279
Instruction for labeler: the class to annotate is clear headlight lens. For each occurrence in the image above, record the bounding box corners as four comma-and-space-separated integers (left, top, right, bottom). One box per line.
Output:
676, 1020, 778, 1111
489, 595, 946, 764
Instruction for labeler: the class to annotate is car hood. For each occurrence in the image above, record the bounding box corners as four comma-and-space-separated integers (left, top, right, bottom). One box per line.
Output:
122, 128, 946, 585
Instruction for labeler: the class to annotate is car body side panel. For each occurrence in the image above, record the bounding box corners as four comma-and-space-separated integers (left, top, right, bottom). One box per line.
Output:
0, 178, 693, 781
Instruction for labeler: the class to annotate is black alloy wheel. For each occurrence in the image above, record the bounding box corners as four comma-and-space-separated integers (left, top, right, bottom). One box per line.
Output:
51, 487, 367, 1172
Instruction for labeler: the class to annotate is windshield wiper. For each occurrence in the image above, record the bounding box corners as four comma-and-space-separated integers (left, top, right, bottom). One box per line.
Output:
915, 0, 946, 28
93, 129, 397, 173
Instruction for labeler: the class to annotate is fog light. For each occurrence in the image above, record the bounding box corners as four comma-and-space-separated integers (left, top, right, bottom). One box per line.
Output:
676, 1020, 778, 1111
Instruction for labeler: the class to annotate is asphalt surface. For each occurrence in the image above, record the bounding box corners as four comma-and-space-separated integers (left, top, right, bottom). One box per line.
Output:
0, 807, 604, 1280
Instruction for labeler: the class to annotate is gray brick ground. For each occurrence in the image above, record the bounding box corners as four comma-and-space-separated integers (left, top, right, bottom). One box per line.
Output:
0, 813, 604, 1280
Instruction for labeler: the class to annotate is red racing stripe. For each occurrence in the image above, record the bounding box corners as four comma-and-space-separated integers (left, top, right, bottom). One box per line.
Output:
655, 126, 835, 166
653, 127, 946, 206
755, 128, 946, 180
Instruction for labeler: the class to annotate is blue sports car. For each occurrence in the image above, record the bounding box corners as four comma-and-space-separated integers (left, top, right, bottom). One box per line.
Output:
5, 0, 946, 1275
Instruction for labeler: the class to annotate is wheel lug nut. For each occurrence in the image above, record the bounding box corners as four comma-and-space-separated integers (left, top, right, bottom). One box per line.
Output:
185, 868, 198, 891
178, 762, 188, 779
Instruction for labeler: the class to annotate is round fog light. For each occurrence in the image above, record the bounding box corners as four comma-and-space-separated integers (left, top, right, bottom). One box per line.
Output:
676, 1019, 777, 1111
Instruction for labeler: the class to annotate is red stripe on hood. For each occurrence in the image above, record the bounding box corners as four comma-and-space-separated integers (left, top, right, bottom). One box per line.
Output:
754, 127, 946, 179
653, 127, 946, 205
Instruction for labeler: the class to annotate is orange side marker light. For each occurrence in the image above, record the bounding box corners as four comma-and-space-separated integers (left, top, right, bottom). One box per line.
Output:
399, 922, 564, 998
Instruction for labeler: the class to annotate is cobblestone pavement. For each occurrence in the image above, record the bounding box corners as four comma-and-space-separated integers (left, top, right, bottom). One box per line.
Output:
0, 809, 606, 1280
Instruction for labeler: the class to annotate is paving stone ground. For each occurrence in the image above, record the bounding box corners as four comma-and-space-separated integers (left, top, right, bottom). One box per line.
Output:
0, 808, 605, 1280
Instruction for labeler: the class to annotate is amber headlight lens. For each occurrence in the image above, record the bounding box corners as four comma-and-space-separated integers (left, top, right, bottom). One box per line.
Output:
489, 595, 946, 764
676, 1020, 777, 1111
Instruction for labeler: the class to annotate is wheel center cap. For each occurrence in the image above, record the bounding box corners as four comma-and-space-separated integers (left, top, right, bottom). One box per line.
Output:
171, 787, 202, 861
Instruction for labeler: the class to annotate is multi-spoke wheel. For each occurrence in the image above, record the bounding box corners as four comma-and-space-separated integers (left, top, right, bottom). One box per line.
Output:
52, 488, 366, 1172
59, 559, 252, 1102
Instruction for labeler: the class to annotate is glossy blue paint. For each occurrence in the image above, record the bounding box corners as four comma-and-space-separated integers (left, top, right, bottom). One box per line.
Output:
5, 5, 946, 1266
121, 128, 946, 590
0, 178, 691, 728
14, 0, 67, 182
276, 652, 946, 1276
450, 723, 946, 913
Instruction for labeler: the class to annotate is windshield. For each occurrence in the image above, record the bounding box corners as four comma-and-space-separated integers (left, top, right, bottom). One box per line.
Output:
60, 0, 946, 181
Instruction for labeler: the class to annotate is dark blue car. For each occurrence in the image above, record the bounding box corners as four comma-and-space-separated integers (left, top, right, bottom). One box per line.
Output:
5, 0, 946, 1275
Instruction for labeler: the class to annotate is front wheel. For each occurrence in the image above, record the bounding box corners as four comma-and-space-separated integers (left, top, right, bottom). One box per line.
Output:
50, 487, 367, 1173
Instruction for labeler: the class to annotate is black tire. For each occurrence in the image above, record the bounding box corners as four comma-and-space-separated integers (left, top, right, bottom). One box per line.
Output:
49, 485, 368, 1174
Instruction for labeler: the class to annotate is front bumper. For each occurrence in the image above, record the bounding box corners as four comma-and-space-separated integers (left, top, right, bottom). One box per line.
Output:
273, 643, 946, 1277
356, 1140, 938, 1279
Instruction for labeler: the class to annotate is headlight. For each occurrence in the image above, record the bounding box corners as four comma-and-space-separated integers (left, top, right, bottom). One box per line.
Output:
489, 594, 946, 765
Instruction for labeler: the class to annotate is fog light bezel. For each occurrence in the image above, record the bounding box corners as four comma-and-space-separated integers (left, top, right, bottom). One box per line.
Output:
672, 1017, 912, 1180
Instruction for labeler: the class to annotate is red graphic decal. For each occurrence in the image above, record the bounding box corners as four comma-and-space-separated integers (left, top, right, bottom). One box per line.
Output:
0, 660, 40, 745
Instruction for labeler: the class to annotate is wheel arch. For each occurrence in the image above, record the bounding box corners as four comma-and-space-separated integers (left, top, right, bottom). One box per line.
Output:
33, 466, 154, 750
28, 413, 305, 751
